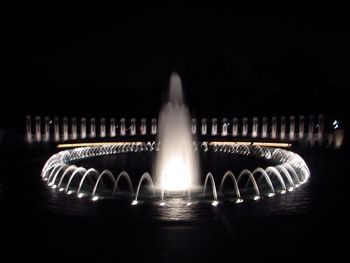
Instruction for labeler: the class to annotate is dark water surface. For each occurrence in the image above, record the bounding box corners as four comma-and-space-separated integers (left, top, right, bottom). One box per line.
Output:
0, 146, 348, 262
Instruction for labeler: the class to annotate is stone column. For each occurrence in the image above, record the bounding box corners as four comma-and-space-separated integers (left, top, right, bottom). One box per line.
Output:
100, 118, 106, 138
120, 118, 126, 136
71, 117, 77, 140
35, 116, 41, 142
191, 118, 197, 134
44, 116, 50, 142
222, 118, 228, 136
298, 115, 304, 139
62, 117, 68, 141
151, 118, 157, 135
54, 117, 60, 142
308, 115, 314, 143
80, 117, 87, 139
318, 114, 324, 142
130, 118, 136, 136
252, 117, 258, 138
90, 118, 96, 138
280, 116, 286, 140
211, 118, 217, 136
110, 118, 116, 137
201, 118, 207, 135
25, 115, 32, 143
289, 116, 295, 140
232, 117, 238, 137
242, 117, 248, 137
271, 116, 277, 139
140, 118, 147, 135
262, 117, 268, 138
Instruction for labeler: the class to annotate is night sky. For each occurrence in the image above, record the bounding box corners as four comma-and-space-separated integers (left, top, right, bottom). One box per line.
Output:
2, 10, 350, 131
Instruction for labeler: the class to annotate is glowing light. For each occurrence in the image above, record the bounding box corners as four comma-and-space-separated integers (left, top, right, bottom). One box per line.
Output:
210, 141, 291, 148
253, 196, 260, 201
51, 185, 57, 189
267, 193, 275, 197
333, 120, 340, 129
252, 142, 292, 148
280, 190, 286, 194
91, 196, 99, 201
288, 187, 294, 192
57, 142, 143, 149
212, 200, 219, 206
186, 202, 192, 206
131, 200, 138, 206
59, 187, 65, 192
236, 199, 243, 203
161, 156, 191, 191
78, 193, 84, 198
159, 202, 166, 206
67, 190, 73, 195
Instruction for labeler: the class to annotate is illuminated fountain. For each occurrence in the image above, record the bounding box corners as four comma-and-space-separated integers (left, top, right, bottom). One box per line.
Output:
41, 73, 311, 207
155, 73, 199, 196
41, 142, 310, 206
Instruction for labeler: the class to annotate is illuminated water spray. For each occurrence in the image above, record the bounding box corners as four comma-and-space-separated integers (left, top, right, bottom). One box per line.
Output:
155, 73, 199, 192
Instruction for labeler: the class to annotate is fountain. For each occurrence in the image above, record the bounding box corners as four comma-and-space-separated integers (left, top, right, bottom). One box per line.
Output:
41, 142, 310, 204
40, 73, 311, 208
155, 73, 199, 193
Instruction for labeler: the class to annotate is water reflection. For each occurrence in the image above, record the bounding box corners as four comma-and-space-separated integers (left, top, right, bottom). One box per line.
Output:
36, 180, 314, 221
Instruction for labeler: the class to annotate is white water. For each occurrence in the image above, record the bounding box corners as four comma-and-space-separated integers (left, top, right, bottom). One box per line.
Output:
155, 73, 199, 191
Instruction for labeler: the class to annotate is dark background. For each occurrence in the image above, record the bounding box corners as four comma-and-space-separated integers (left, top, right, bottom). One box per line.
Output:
1, 10, 349, 261
2, 10, 349, 131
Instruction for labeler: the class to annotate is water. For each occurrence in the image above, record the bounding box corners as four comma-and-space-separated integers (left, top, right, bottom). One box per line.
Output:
155, 73, 199, 192
0, 151, 325, 220
0, 145, 348, 261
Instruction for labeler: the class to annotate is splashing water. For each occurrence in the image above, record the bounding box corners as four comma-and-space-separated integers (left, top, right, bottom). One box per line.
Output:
155, 73, 199, 192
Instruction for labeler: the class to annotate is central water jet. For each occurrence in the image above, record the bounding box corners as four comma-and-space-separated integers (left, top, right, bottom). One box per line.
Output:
155, 73, 199, 192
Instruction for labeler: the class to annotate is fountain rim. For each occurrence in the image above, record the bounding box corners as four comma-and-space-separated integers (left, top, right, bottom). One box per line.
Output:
41, 141, 310, 205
